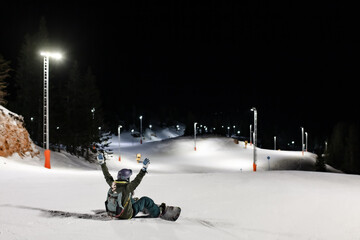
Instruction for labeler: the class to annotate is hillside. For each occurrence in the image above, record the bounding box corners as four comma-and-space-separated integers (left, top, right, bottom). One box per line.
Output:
1, 106, 358, 240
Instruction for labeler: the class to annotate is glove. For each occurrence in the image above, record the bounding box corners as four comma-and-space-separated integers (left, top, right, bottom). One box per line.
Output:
97, 153, 105, 165
142, 158, 150, 171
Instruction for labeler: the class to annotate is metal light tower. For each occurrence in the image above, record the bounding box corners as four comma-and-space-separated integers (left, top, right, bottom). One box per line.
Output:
305, 132, 308, 152
118, 125, 122, 161
250, 124, 252, 145
301, 127, 304, 156
91, 107, 95, 120
139, 115, 143, 144
274, 136, 277, 150
40, 51, 62, 169
194, 122, 198, 151
251, 107, 257, 171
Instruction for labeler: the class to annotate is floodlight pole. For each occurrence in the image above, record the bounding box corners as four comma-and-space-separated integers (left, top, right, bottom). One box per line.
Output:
250, 124, 252, 145
194, 122, 198, 151
305, 132, 308, 152
40, 51, 62, 169
139, 116, 143, 144
274, 136, 276, 150
251, 107, 257, 171
301, 127, 304, 156
43, 55, 49, 151
118, 125, 122, 161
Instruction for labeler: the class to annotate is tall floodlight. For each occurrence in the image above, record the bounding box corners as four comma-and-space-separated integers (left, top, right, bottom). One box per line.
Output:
118, 125, 122, 161
325, 141, 328, 153
251, 107, 257, 171
91, 107, 95, 120
274, 136, 277, 150
250, 124, 252, 145
301, 127, 304, 156
40, 51, 62, 169
305, 132, 308, 152
139, 115, 143, 144
194, 122, 198, 151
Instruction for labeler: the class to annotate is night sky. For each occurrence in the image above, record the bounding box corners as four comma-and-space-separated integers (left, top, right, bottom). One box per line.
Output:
1, 1, 357, 149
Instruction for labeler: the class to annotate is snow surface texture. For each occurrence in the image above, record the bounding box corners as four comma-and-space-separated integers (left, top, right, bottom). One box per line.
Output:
1, 110, 359, 239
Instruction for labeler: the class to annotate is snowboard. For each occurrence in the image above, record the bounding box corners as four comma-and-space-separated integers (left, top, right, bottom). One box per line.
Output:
139, 205, 181, 222
160, 206, 181, 222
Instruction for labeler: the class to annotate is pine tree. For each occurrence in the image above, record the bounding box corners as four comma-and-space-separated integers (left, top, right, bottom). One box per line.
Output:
315, 150, 326, 172
60, 62, 106, 161
327, 122, 360, 174
0, 54, 11, 106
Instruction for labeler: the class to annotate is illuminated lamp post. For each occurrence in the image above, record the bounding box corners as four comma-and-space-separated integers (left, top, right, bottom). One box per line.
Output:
251, 107, 257, 171
40, 51, 62, 169
194, 122, 198, 151
139, 115, 143, 144
301, 127, 304, 156
274, 136, 277, 150
250, 124, 252, 145
118, 125, 122, 161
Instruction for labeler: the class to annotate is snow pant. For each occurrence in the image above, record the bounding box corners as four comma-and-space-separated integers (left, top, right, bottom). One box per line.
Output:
132, 196, 160, 218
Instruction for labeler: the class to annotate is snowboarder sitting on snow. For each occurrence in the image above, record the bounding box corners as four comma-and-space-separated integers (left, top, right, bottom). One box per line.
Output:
97, 154, 165, 219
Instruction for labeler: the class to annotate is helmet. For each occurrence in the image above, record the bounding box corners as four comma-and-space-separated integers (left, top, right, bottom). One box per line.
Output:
117, 168, 132, 181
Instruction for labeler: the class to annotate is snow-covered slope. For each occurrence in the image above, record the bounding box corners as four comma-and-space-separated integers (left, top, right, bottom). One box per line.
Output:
1, 128, 359, 239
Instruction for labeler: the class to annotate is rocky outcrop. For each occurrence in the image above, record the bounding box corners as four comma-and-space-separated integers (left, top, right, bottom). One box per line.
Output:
0, 105, 39, 158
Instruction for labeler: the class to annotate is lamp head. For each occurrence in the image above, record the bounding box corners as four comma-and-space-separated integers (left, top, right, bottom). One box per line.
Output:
40, 51, 62, 60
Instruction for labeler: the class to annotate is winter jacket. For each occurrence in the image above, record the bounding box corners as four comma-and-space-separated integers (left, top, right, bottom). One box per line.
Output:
101, 163, 146, 219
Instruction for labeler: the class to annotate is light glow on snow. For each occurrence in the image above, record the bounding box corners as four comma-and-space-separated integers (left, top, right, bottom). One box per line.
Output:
0, 120, 357, 240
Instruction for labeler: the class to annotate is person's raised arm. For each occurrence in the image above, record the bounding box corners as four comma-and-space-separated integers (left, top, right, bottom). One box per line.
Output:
97, 153, 113, 187
127, 158, 150, 192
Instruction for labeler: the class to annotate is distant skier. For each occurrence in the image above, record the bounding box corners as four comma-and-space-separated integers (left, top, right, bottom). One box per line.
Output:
97, 154, 165, 219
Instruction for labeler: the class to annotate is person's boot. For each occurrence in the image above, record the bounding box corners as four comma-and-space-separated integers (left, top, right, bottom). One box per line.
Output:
159, 203, 166, 216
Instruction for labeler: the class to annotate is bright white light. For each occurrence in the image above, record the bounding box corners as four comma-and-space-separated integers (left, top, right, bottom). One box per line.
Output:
40, 51, 62, 60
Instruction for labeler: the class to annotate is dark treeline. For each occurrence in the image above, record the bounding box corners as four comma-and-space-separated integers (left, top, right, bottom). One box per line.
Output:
1, 17, 359, 172
5, 18, 105, 161
324, 122, 360, 174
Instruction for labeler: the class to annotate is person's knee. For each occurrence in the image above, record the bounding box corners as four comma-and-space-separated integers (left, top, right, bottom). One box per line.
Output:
141, 196, 159, 217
